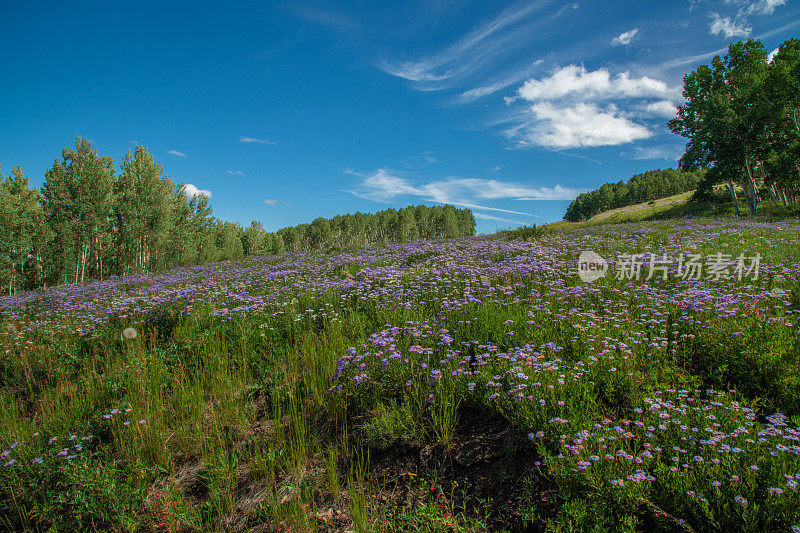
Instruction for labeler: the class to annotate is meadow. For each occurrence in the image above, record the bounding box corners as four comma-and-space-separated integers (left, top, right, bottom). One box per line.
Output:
1, 217, 799, 532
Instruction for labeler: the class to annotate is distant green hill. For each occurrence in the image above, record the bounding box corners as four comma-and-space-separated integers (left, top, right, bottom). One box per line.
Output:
546, 187, 799, 232
563, 168, 705, 222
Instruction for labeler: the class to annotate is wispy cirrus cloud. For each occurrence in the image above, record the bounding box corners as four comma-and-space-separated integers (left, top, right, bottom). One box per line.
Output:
401, 152, 440, 169
345, 168, 582, 220
239, 136, 275, 145
709, 13, 752, 37
227, 170, 245, 176
726, 0, 786, 16
611, 28, 639, 46
167, 149, 188, 157
454, 60, 543, 103
473, 212, 532, 225
289, 6, 360, 31
377, 2, 554, 90
554, 2, 579, 18
263, 198, 278, 205
623, 145, 684, 161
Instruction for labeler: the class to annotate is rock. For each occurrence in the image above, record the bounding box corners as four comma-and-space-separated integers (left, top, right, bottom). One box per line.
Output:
316, 508, 334, 522
420, 444, 438, 469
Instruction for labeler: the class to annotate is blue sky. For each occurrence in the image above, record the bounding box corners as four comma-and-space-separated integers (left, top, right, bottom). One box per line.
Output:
1, 1, 798, 234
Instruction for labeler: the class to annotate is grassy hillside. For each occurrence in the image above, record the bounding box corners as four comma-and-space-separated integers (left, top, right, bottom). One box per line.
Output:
546, 189, 799, 233
584, 191, 695, 223
1, 218, 799, 531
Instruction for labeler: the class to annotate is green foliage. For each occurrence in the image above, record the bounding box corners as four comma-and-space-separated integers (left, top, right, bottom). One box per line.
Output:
276, 204, 476, 252
501, 223, 548, 241
564, 168, 705, 222
113, 146, 174, 273
669, 38, 800, 216
0, 165, 48, 293
4, 137, 476, 295
363, 398, 426, 448
1, 217, 800, 530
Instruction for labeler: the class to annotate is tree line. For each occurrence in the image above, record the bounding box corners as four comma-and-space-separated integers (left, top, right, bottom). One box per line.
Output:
563, 168, 705, 222
668, 38, 800, 215
0, 137, 475, 294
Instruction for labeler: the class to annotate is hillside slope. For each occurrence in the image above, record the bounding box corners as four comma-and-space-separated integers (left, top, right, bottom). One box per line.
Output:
1, 219, 799, 531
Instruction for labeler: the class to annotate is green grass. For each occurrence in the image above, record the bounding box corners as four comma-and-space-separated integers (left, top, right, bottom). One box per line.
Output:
545, 189, 799, 232
0, 215, 799, 531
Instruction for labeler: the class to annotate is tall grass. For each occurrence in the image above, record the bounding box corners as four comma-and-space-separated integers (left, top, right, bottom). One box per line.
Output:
0, 216, 798, 531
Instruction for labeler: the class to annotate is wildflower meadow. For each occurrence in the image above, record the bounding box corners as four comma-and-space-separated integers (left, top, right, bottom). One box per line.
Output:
1, 217, 799, 532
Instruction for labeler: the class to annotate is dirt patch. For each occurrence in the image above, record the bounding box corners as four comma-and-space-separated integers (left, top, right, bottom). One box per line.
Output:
142, 405, 556, 532
359, 408, 554, 531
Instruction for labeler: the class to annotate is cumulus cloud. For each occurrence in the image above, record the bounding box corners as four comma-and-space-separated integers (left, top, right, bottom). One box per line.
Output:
507, 102, 652, 149
183, 184, 211, 199
645, 100, 679, 118
709, 13, 751, 38
611, 28, 639, 46
768, 47, 780, 62
239, 136, 275, 144
515, 65, 678, 102
503, 64, 680, 149
263, 198, 278, 205
167, 150, 188, 157
346, 169, 582, 218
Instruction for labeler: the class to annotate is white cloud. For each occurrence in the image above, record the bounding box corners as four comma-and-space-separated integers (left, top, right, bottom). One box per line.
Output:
459, 79, 522, 103
377, 3, 550, 88
473, 212, 531, 225
611, 28, 639, 46
746, 0, 786, 15
239, 136, 275, 145
227, 170, 245, 176
290, 6, 360, 31
624, 146, 683, 161
709, 13, 751, 38
456, 61, 544, 103
645, 100, 679, 118
555, 3, 579, 17
167, 150, 188, 157
507, 102, 652, 149
263, 198, 278, 205
347, 169, 582, 217
183, 184, 211, 199
402, 152, 439, 169
515, 65, 679, 102
768, 47, 780, 62
726, 0, 786, 16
